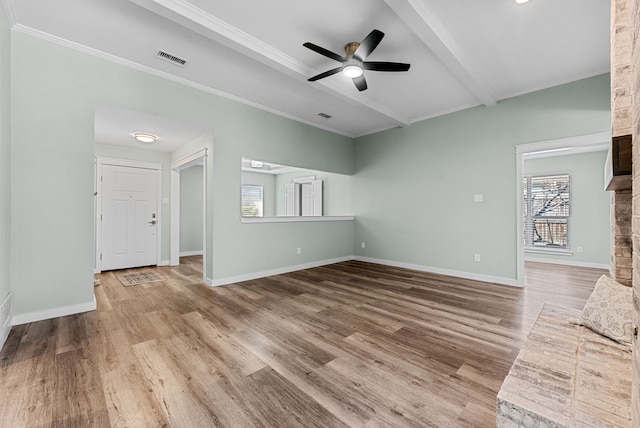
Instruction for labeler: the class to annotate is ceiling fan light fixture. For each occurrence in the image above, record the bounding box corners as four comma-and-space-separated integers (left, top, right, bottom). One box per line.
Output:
133, 133, 157, 144
343, 65, 363, 78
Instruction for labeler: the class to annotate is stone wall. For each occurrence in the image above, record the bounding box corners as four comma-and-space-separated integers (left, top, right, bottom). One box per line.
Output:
613, 190, 633, 285
612, 0, 635, 286
614, 0, 634, 138
629, 0, 639, 423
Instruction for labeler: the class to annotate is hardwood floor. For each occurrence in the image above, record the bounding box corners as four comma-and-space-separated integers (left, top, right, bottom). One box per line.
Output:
0, 257, 605, 427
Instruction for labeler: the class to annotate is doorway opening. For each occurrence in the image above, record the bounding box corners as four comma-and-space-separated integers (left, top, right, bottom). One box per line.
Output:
171, 149, 208, 284
515, 132, 610, 286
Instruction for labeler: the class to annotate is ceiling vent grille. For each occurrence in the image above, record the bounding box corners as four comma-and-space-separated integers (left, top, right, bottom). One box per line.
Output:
318, 113, 332, 119
156, 50, 187, 66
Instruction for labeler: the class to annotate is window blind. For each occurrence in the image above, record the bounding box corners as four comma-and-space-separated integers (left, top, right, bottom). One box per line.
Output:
523, 174, 570, 249
241, 185, 264, 217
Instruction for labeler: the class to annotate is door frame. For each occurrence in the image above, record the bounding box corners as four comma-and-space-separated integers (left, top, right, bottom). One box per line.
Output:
514, 132, 610, 286
95, 156, 163, 273
170, 148, 208, 283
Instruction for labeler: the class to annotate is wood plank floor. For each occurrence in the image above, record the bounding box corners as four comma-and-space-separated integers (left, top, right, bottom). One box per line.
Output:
0, 257, 605, 427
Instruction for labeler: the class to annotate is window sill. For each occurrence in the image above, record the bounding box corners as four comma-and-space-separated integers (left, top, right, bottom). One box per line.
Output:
525, 247, 573, 256
240, 216, 354, 224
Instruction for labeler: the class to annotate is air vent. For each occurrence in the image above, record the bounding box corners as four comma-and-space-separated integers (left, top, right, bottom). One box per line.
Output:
318, 113, 332, 119
156, 50, 187, 66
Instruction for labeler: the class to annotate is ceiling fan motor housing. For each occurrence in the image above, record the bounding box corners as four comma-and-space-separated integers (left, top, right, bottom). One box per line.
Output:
344, 42, 360, 58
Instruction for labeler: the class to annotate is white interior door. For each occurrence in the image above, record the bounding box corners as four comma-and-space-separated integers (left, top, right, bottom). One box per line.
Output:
101, 165, 158, 270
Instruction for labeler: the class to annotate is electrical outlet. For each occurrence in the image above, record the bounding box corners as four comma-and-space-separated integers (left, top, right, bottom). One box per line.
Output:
361, 242, 366, 249
577, 246, 584, 253
296, 247, 302, 255
474, 253, 481, 262
474, 194, 484, 203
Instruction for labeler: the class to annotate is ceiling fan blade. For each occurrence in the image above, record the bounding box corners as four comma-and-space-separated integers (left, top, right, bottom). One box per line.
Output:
353, 74, 368, 91
363, 61, 411, 72
354, 29, 384, 61
308, 67, 342, 82
303, 42, 346, 62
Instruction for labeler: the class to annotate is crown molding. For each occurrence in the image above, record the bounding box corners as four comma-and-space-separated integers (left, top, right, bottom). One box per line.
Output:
12, 24, 357, 138
129, 0, 410, 127
1, 0, 16, 27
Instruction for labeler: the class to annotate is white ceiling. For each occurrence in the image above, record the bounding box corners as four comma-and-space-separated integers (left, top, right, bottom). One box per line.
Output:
7, 0, 610, 147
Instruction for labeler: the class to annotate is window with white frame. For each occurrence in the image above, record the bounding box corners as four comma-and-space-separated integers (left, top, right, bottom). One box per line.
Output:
241, 185, 264, 217
523, 174, 570, 250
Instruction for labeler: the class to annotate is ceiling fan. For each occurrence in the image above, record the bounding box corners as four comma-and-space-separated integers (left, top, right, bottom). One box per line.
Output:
303, 29, 410, 91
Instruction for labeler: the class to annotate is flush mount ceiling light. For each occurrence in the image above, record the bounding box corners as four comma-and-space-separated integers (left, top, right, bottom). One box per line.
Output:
343, 64, 363, 78
133, 133, 157, 143
515, 0, 530, 4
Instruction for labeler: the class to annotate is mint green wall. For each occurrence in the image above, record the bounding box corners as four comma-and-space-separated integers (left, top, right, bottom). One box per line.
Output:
241, 171, 276, 217
0, 7, 10, 306
11, 32, 354, 316
274, 169, 353, 216
523, 150, 610, 266
94, 143, 172, 262
180, 165, 204, 253
353, 74, 611, 282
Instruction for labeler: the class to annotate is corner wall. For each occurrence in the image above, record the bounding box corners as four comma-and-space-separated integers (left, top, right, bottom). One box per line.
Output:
10, 30, 354, 319
353, 75, 611, 284
0, 2, 12, 347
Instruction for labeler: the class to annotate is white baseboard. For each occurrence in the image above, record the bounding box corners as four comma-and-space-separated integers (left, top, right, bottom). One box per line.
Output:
179, 251, 203, 257
525, 257, 609, 270
0, 292, 11, 351
354, 256, 522, 287
12, 295, 97, 326
157, 260, 170, 267
208, 256, 354, 287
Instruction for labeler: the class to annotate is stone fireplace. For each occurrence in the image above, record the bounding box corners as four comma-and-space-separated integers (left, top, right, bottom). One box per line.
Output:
619, 0, 639, 424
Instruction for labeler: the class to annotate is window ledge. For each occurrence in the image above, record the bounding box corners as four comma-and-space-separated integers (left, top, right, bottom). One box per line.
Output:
525, 247, 573, 256
241, 216, 354, 224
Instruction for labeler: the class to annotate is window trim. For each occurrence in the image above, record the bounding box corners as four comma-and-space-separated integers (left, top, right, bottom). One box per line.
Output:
523, 172, 571, 253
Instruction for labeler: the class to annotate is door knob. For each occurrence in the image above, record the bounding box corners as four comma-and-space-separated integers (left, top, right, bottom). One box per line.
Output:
148, 220, 157, 225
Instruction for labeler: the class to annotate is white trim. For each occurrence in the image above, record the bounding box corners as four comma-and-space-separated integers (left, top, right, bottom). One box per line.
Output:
525, 247, 572, 256
292, 175, 316, 183
158, 260, 170, 267
171, 148, 207, 170
384, 0, 497, 106
515, 132, 611, 288
354, 256, 522, 287
128, 0, 410, 128
209, 256, 354, 287
1, 0, 16, 27
525, 257, 609, 270
170, 170, 180, 266
240, 216, 354, 224
170, 149, 208, 284
514, 132, 611, 155
179, 250, 203, 257
0, 292, 11, 351
12, 24, 357, 138
95, 157, 163, 272
95, 156, 163, 171
12, 296, 97, 326
500, 69, 611, 105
